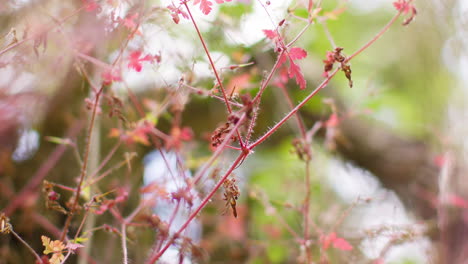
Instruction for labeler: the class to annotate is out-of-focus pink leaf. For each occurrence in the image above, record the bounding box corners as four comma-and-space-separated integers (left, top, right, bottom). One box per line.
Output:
193, 0, 213, 15
263, 29, 278, 40
288, 60, 306, 90
289, 47, 307, 60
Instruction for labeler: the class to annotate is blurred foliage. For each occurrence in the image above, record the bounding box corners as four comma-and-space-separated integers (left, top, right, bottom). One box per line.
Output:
0, 0, 460, 263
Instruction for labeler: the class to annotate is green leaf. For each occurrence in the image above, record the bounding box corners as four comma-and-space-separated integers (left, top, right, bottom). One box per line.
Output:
44, 136, 72, 145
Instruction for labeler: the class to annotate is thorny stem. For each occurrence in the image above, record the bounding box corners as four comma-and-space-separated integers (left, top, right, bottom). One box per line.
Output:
244, 104, 259, 144
193, 113, 248, 185
250, 8, 404, 150
278, 84, 307, 139
249, 68, 339, 150
146, 5, 405, 263
10, 229, 43, 263
182, 83, 244, 108
183, 2, 231, 112
251, 49, 286, 104
60, 88, 103, 241
147, 153, 247, 263
183, 2, 246, 149
246, 49, 286, 143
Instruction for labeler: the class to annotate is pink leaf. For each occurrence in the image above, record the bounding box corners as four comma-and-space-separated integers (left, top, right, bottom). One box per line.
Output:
278, 53, 288, 67
101, 69, 122, 85
433, 155, 446, 168
332, 237, 353, 251
448, 194, 468, 209
263, 29, 278, 40
67, 242, 84, 251
288, 60, 306, 90
167, 4, 189, 24
289, 47, 307, 60
194, 0, 213, 15
122, 13, 139, 30
321, 232, 353, 251
82, 0, 99, 12
393, 0, 412, 14
326, 113, 339, 127
321, 232, 335, 250
373, 258, 385, 264
128, 51, 154, 72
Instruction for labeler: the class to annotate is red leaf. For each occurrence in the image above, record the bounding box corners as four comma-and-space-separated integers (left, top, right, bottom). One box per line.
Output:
288, 60, 306, 90
193, 0, 213, 15
278, 53, 288, 68
289, 47, 307, 60
262, 29, 278, 40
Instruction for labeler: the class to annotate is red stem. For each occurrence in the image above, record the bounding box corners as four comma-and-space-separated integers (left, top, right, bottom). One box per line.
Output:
147, 152, 246, 263
248, 68, 339, 150
60, 89, 103, 241
183, 2, 232, 114
278, 84, 307, 139
346, 11, 402, 62
250, 8, 404, 150
183, 2, 246, 149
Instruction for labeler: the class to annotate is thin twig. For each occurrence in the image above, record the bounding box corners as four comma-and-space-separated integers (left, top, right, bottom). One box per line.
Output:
60, 88, 103, 241
249, 68, 339, 150
4, 121, 84, 216
10, 229, 43, 263
122, 223, 128, 264
192, 113, 247, 185
346, 11, 402, 62
0, 7, 83, 57
183, 2, 246, 149
147, 152, 247, 263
